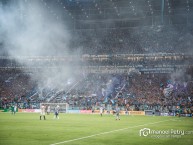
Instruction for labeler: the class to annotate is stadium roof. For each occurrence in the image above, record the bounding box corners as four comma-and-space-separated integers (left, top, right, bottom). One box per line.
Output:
1, 0, 192, 26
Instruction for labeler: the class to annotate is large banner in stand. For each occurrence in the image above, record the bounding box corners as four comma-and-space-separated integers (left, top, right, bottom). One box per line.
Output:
18, 109, 40, 113
80, 110, 92, 114
129, 111, 145, 115
17, 109, 145, 115
94, 110, 145, 115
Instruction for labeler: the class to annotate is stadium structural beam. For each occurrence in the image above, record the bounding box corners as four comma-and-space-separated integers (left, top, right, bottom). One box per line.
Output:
161, 0, 165, 24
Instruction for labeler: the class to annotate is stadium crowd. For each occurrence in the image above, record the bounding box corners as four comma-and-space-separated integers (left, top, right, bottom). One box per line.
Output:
0, 24, 193, 114
0, 70, 35, 109
70, 25, 193, 55
0, 69, 193, 115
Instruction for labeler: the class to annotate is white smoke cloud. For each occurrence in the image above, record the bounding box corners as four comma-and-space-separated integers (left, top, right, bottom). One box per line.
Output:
0, 0, 80, 93
0, 0, 70, 57
170, 69, 191, 84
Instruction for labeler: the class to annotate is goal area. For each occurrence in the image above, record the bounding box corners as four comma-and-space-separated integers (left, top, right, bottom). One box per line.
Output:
40, 103, 69, 113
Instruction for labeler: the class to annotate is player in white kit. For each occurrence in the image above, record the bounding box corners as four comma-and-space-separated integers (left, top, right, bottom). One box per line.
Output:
40, 105, 46, 120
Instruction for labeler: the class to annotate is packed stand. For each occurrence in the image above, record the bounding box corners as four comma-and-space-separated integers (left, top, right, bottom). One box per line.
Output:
70, 25, 193, 55
0, 69, 193, 115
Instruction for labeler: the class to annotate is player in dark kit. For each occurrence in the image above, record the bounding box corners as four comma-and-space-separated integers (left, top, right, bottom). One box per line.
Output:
177, 106, 182, 117
115, 106, 120, 120
54, 105, 60, 119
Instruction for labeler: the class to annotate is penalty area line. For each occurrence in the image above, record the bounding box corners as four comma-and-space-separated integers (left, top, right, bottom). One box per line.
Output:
50, 118, 174, 145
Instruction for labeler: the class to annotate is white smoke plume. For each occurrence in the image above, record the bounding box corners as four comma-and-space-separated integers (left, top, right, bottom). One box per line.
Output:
0, 0, 81, 93
0, 0, 70, 57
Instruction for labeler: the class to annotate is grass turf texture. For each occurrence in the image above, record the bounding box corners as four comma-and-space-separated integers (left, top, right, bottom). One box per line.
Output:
0, 113, 193, 145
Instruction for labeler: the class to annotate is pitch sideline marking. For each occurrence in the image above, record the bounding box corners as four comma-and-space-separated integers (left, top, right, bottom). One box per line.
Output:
50, 118, 176, 145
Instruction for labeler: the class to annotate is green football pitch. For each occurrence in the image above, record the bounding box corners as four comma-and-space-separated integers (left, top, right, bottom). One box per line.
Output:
0, 113, 193, 145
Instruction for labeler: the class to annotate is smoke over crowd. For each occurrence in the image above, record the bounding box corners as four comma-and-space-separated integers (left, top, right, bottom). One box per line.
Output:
0, 0, 81, 90
0, 0, 72, 56
0, 0, 192, 105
